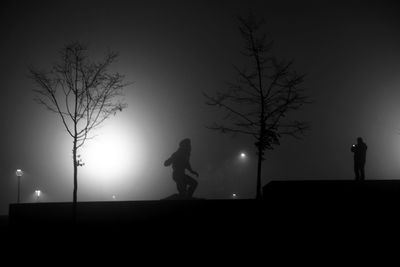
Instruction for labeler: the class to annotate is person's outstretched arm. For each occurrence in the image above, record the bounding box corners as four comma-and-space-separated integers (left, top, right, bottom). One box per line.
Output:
164, 153, 174, 166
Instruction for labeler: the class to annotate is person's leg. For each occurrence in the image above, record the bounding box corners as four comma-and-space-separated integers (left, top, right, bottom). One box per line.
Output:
360, 162, 365, 180
184, 175, 198, 198
173, 174, 187, 197
176, 181, 187, 197
354, 161, 360, 180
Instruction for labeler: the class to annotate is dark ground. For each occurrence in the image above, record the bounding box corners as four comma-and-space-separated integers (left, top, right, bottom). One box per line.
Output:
0, 215, 7, 227
6, 180, 400, 229
3, 180, 400, 259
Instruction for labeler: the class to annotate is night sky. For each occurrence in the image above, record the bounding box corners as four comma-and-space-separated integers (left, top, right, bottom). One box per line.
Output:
1, 0, 400, 214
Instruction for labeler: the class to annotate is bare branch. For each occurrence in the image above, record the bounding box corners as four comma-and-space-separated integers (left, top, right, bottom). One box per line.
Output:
203, 92, 257, 127
205, 14, 311, 155
30, 42, 129, 149
206, 123, 258, 137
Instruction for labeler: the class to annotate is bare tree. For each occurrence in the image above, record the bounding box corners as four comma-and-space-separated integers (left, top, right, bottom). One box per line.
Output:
30, 42, 128, 219
204, 15, 311, 199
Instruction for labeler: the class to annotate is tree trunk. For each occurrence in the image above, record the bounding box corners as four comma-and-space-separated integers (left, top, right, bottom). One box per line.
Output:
256, 117, 265, 200
72, 137, 78, 223
256, 143, 263, 200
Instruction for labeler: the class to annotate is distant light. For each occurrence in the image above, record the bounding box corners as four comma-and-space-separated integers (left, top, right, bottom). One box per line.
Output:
35, 190, 41, 197
232, 193, 237, 198
112, 195, 116, 200
240, 152, 247, 158
16, 169, 24, 177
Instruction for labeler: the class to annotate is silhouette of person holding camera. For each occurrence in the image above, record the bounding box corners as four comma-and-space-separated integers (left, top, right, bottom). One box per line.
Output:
164, 138, 199, 198
351, 137, 367, 181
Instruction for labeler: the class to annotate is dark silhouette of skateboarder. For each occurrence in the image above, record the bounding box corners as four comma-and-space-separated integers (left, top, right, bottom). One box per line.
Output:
351, 137, 367, 181
164, 138, 199, 198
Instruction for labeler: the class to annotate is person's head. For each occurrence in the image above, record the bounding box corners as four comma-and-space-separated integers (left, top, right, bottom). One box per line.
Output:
357, 137, 363, 144
179, 138, 191, 151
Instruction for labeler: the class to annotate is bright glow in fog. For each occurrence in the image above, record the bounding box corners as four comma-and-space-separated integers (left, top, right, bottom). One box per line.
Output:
16, 169, 23, 177
80, 123, 147, 193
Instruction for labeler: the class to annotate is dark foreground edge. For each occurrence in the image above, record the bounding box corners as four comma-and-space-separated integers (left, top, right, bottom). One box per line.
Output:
6, 180, 400, 243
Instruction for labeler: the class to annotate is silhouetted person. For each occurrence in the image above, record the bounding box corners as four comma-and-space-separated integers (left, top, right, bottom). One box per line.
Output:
351, 137, 367, 181
164, 138, 199, 198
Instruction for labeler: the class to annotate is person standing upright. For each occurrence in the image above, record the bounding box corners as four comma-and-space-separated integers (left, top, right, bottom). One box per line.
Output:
351, 137, 367, 181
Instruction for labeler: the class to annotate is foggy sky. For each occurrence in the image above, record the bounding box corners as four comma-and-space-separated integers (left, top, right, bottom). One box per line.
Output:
1, 0, 400, 214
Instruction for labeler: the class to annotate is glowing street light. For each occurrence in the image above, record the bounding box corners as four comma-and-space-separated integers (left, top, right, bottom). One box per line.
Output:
112, 195, 116, 201
35, 190, 41, 202
15, 169, 24, 204
235, 152, 248, 199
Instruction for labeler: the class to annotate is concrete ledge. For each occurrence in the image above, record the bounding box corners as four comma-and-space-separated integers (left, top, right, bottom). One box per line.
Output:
263, 179, 400, 202
9, 199, 264, 229
262, 180, 400, 224
8, 180, 400, 237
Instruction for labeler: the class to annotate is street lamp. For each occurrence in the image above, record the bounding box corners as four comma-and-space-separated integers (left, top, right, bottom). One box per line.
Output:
16, 169, 24, 203
35, 190, 41, 202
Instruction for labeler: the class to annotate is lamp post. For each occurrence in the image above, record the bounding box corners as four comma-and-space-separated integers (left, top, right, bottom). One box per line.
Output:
234, 152, 248, 198
35, 190, 41, 202
16, 169, 23, 203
